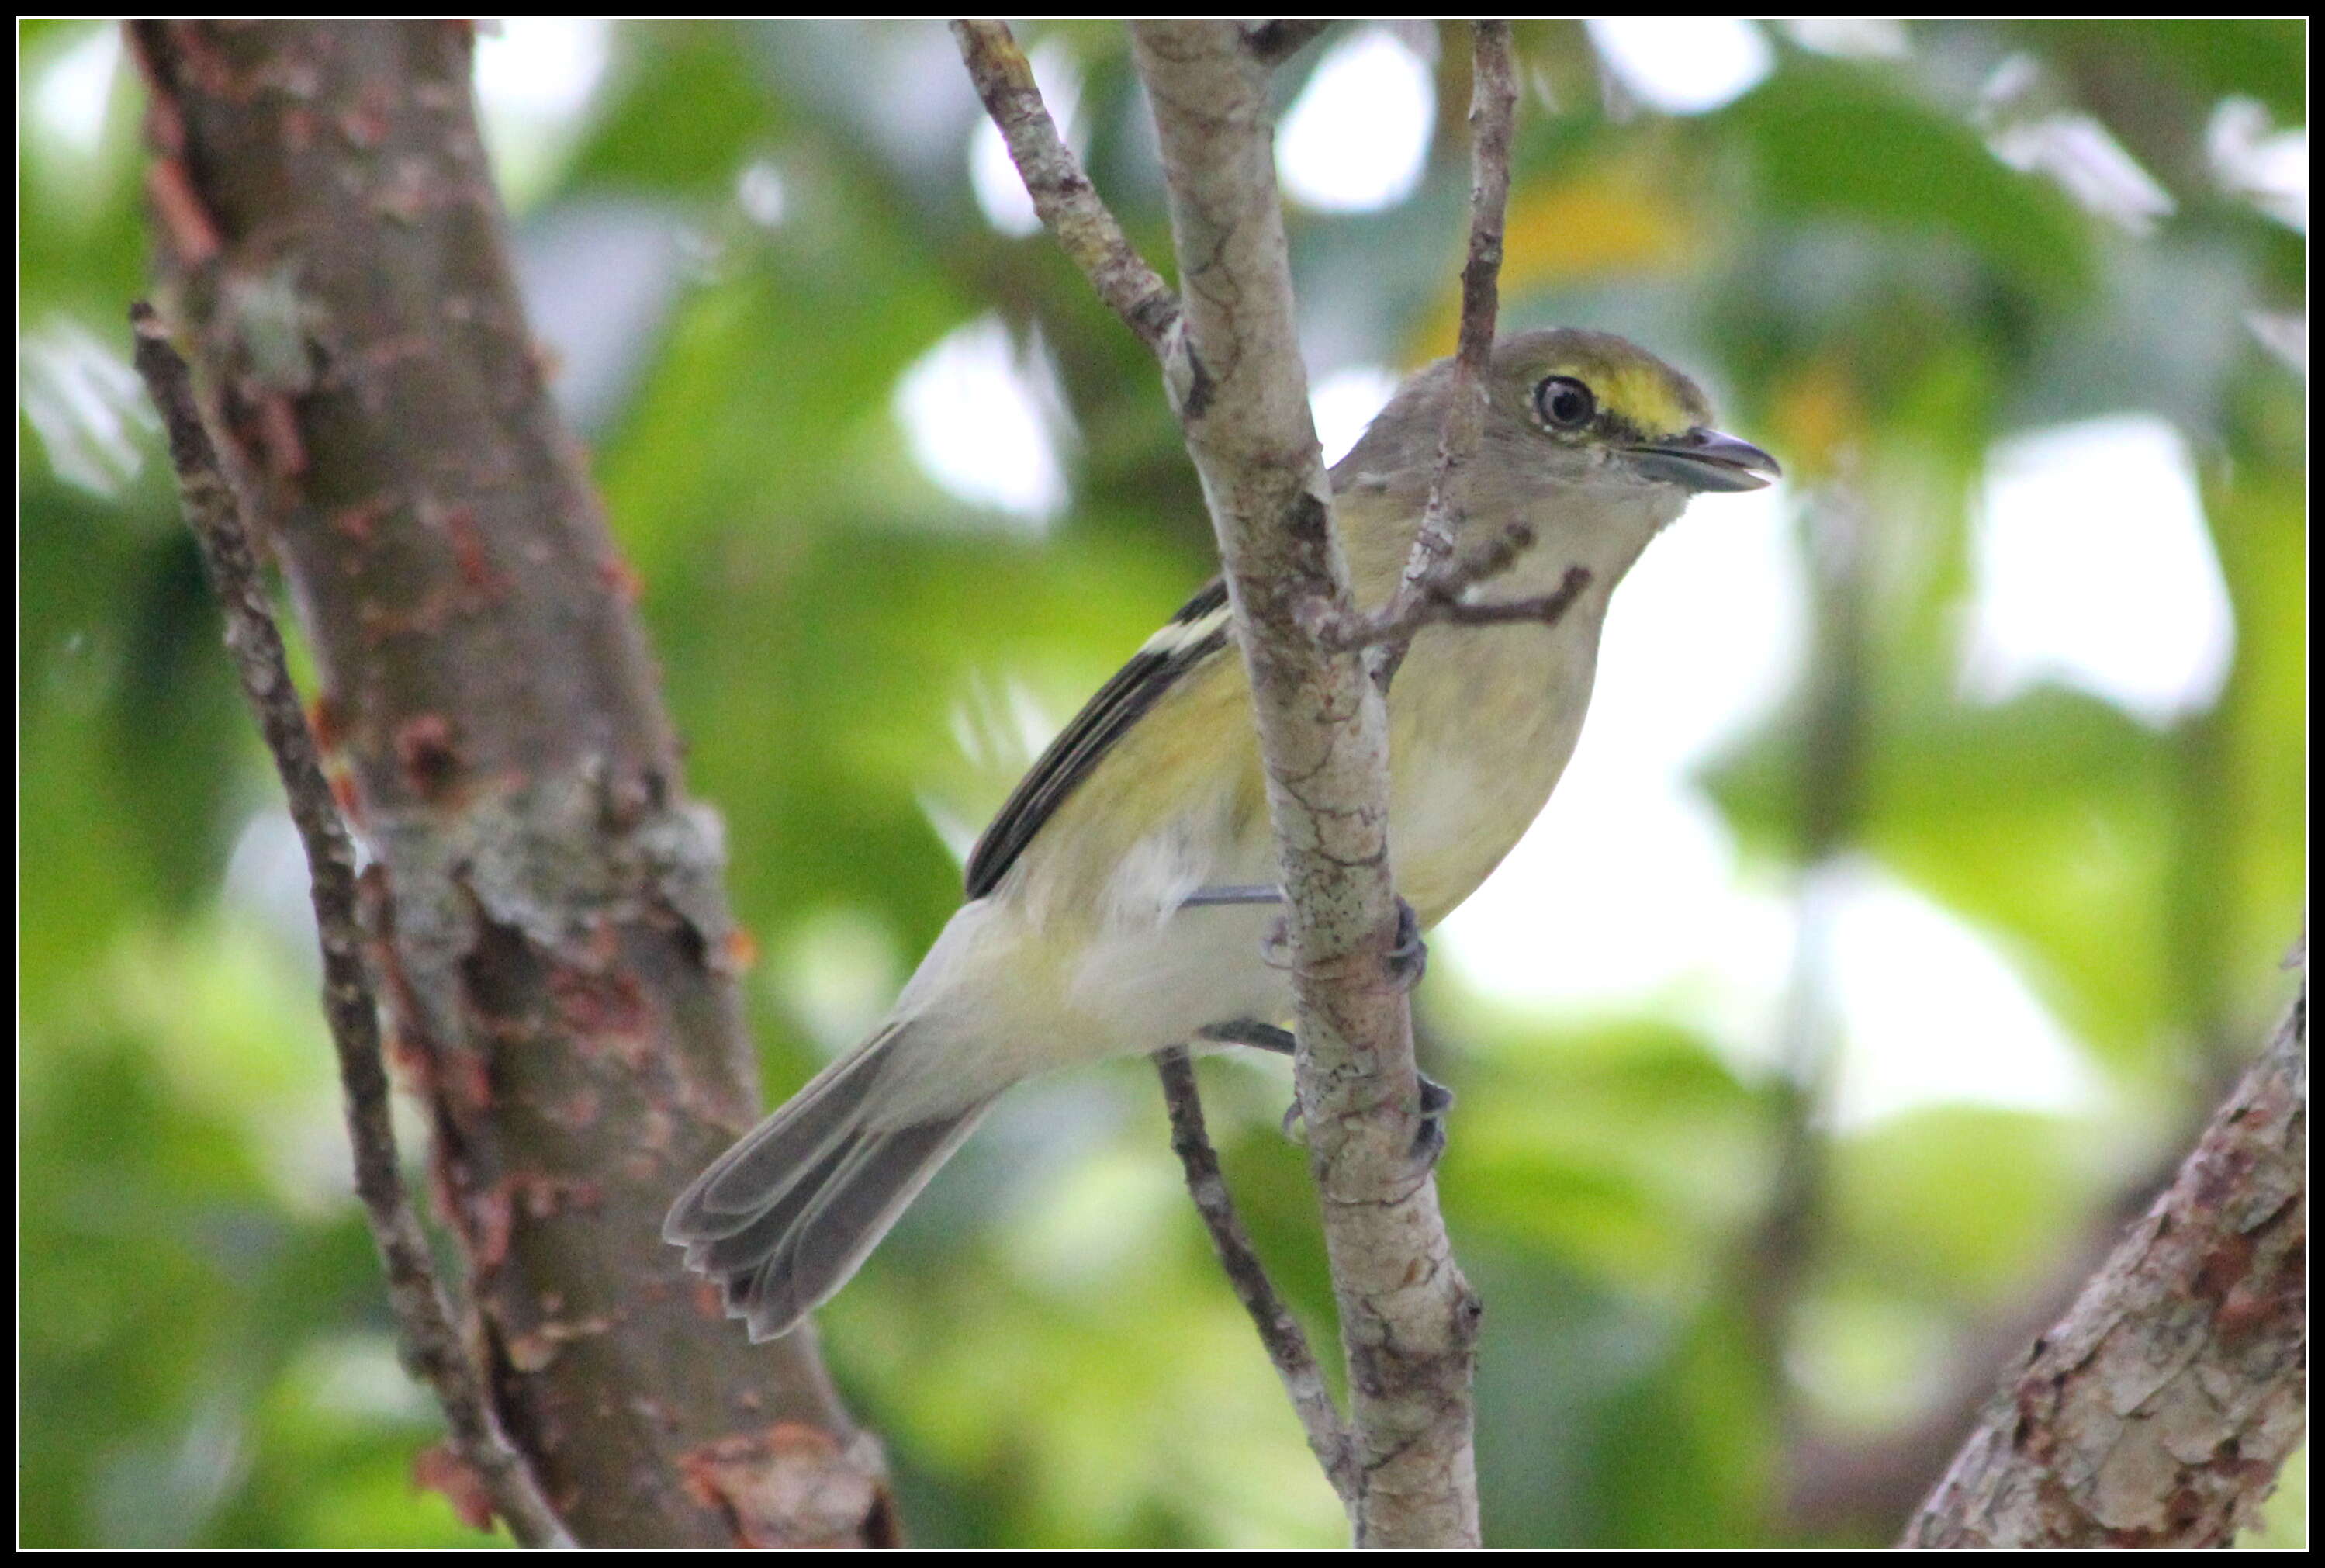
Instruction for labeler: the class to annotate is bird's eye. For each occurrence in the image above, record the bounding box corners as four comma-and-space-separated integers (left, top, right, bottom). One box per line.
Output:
1534, 375, 1596, 430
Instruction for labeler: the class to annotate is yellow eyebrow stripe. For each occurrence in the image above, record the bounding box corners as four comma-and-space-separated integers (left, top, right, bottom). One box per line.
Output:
1545, 354, 1698, 439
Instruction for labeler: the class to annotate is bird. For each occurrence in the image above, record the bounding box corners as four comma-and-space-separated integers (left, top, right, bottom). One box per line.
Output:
665, 327, 1779, 1341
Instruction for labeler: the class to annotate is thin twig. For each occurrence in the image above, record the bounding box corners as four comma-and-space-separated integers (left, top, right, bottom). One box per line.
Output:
950, 19, 1182, 358
1303, 533, 1591, 652
1368, 19, 1518, 694
128, 300, 570, 1549
1295, 22, 1565, 666
1417, 566, 1590, 627
1242, 19, 1334, 67
1154, 1048, 1358, 1503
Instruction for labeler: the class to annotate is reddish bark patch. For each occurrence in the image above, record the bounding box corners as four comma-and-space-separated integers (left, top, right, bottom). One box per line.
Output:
679, 1422, 885, 1548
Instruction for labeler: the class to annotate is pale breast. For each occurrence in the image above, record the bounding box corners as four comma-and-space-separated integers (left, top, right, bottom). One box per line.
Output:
1383, 597, 1607, 924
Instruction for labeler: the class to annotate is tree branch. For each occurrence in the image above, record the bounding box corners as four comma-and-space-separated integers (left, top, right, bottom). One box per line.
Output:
1302, 536, 1590, 656
960, 16, 1497, 1542
1905, 981, 2307, 1547
1154, 1048, 1356, 1500
950, 20, 1182, 358
960, 15, 1360, 1515
1128, 19, 1480, 1547
130, 299, 572, 1549
1365, 19, 1521, 695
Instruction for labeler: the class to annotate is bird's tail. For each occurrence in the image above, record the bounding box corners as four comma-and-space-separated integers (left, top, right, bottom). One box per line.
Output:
663, 1023, 993, 1341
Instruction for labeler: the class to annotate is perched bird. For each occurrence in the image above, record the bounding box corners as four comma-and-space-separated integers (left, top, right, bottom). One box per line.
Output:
666, 327, 1778, 1340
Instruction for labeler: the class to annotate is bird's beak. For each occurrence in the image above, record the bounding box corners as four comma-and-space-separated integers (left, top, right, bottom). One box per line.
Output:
1628, 427, 1781, 493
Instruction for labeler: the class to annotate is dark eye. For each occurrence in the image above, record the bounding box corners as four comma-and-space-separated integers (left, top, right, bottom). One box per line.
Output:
1534, 375, 1596, 430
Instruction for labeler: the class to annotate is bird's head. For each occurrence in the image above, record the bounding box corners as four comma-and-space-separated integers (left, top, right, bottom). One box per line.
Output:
1330, 328, 1778, 597
1482, 327, 1780, 497
1335, 327, 1779, 508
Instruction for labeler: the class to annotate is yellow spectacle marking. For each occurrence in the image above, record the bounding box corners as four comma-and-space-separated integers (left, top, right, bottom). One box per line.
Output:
1540, 349, 1700, 440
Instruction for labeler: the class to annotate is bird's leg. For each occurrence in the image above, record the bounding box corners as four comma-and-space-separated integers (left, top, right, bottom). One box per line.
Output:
1198, 1018, 1299, 1055
1194, 1019, 1307, 1139
1196, 1017, 1453, 1167
1182, 885, 1294, 970
1180, 884, 1284, 908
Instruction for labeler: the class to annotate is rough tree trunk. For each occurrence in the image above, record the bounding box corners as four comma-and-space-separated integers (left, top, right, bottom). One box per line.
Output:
130, 19, 894, 1546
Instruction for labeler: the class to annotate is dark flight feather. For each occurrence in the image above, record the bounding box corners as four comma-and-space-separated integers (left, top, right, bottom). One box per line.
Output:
964, 579, 1233, 899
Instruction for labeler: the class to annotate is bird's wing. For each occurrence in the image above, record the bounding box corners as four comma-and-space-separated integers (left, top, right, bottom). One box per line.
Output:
964, 578, 1236, 899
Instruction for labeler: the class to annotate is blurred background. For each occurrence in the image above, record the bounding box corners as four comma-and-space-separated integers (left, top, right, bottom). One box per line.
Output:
19, 18, 2306, 1547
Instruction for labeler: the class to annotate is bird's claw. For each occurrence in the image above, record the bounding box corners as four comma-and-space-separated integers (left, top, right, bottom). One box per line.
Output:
1386, 896, 1428, 991
1289, 1070, 1452, 1165
1254, 895, 1426, 991
1409, 1071, 1453, 1169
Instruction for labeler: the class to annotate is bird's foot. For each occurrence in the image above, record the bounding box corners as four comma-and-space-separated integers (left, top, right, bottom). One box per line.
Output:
1410, 1073, 1454, 1170
1386, 895, 1428, 991
1195, 1018, 1450, 1161
1253, 895, 1425, 985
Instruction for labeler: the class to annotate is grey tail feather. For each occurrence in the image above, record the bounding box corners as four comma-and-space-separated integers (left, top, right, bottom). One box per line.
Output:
663, 1023, 994, 1341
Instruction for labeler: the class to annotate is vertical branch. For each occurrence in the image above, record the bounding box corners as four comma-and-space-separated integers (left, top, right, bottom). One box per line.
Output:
1129, 20, 1480, 1547
1372, 19, 1518, 694
955, 16, 1364, 1516
958, 16, 1505, 1543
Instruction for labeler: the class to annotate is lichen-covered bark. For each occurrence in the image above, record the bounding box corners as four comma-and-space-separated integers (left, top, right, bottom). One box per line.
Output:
1908, 987, 2306, 1547
129, 20, 892, 1546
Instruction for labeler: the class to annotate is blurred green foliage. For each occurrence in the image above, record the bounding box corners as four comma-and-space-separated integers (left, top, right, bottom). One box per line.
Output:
19, 19, 2304, 1547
